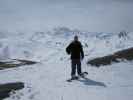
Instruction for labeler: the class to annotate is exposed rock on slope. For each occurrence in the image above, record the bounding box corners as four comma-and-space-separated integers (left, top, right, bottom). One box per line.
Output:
0, 82, 24, 100
0, 59, 37, 70
87, 47, 133, 67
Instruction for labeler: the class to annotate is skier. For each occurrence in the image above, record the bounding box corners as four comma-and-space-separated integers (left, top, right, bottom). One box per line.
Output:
66, 35, 84, 79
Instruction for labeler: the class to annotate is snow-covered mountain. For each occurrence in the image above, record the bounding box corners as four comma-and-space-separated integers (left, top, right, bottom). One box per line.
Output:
0, 28, 133, 100
0, 28, 132, 61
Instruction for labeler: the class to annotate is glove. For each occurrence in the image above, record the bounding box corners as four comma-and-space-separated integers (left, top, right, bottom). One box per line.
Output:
81, 55, 84, 60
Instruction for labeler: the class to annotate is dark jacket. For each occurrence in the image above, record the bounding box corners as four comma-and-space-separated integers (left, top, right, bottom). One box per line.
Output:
66, 40, 84, 60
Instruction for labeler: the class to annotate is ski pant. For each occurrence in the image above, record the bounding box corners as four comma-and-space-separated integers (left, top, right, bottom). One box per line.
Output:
71, 59, 82, 77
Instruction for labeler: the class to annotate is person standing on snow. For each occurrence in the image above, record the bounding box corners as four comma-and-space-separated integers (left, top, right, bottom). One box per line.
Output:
66, 35, 84, 79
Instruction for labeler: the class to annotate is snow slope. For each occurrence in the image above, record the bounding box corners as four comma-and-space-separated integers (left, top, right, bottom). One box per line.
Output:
0, 29, 133, 100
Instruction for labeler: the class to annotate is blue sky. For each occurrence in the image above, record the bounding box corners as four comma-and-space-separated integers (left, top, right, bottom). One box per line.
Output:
0, 0, 133, 32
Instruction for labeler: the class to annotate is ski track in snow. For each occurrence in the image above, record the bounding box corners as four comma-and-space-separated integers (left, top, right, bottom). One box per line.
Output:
0, 32, 133, 100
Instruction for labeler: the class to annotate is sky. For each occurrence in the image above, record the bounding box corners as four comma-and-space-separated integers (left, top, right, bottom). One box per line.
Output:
0, 0, 133, 32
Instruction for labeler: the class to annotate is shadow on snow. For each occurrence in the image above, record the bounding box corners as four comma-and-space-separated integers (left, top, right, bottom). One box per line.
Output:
79, 78, 106, 87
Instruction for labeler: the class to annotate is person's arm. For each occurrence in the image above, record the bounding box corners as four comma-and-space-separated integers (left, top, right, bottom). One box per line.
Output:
80, 43, 84, 59
66, 43, 72, 55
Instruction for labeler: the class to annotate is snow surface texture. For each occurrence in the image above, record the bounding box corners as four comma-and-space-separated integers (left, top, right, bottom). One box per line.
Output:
0, 29, 133, 100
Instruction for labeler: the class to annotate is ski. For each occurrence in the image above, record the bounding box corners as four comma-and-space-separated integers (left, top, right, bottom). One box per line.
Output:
66, 72, 88, 82
67, 76, 79, 82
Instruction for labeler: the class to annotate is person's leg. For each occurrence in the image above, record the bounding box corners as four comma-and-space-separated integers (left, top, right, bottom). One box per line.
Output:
77, 59, 82, 76
71, 60, 76, 78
